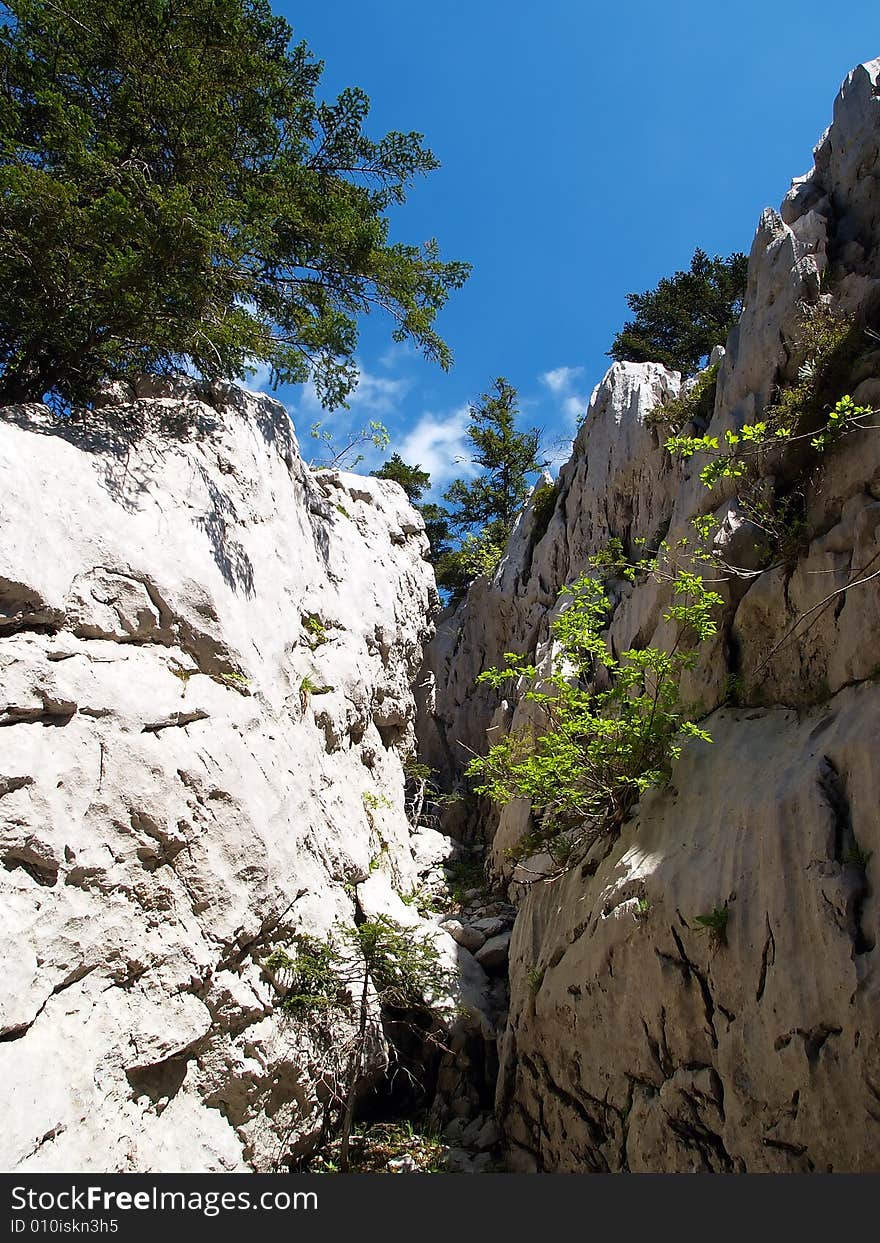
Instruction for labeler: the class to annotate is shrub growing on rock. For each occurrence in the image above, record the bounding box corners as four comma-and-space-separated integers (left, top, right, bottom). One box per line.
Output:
267, 915, 451, 1170
467, 559, 720, 871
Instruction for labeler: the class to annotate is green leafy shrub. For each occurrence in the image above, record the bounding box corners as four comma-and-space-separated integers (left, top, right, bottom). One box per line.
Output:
525, 966, 545, 996
693, 905, 729, 946
400, 884, 444, 918
666, 311, 875, 490
403, 758, 433, 783
529, 479, 559, 547
467, 567, 719, 869
268, 915, 452, 1171
216, 669, 251, 692
736, 484, 811, 567
265, 939, 343, 1016
363, 790, 393, 813
634, 896, 652, 921
300, 674, 333, 696
648, 361, 719, 432
302, 614, 328, 647
435, 528, 505, 598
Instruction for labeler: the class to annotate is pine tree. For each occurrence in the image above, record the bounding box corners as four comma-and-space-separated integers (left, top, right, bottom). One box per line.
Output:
434, 377, 545, 597
371, 453, 431, 502
266, 916, 449, 1172
608, 248, 747, 376
442, 377, 544, 545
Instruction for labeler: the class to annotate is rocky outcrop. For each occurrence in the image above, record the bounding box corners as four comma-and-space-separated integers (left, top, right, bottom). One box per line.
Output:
422, 59, 880, 1171
4, 57, 880, 1180
0, 379, 486, 1172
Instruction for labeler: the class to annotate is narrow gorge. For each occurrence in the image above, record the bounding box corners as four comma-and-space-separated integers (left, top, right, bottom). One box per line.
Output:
3, 58, 880, 1174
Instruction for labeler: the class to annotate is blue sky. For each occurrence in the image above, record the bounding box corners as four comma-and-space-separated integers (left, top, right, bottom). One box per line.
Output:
258, 1, 880, 492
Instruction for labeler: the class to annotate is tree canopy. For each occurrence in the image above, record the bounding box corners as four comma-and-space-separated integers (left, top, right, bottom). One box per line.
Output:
371, 453, 431, 503
0, 0, 469, 409
433, 377, 545, 596
608, 248, 748, 376
442, 377, 544, 545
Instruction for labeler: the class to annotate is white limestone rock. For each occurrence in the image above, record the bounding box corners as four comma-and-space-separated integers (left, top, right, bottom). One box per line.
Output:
0, 382, 439, 1172
420, 59, 880, 1172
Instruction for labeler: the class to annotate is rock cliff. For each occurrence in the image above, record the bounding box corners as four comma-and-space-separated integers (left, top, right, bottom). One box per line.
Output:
421, 59, 880, 1171
0, 379, 474, 1171
4, 58, 880, 1178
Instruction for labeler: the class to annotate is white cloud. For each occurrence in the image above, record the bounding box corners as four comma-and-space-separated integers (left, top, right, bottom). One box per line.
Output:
349, 370, 410, 414
562, 394, 586, 422
539, 363, 588, 430
378, 339, 418, 370
398, 406, 475, 487
541, 365, 584, 395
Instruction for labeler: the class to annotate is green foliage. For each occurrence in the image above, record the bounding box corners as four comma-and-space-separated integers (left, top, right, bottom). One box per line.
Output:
168, 660, 195, 688
309, 1120, 448, 1174
368, 844, 388, 873
648, 361, 719, 432
403, 758, 433, 783
302, 613, 328, 646
362, 790, 393, 813
844, 841, 872, 871
529, 479, 559, 547
268, 916, 449, 1021
467, 567, 719, 867
435, 528, 505, 598
310, 420, 390, 470
634, 896, 652, 921
722, 674, 746, 706
216, 669, 251, 691
666, 311, 874, 490
609, 249, 747, 376
810, 393, 867, 453
0, 0, 469, 410
739, 484, 810, 567
408, 377, 547, 598
525, 965, 545, 997
399, 883, 444, 919
693, 905, 729, 946
341, 916, 449, 1010
442, 377, 545, 544
265, 938, 342, 1016
300, 674, 332, 697
419, 501, 455, 564
371, 453, 431, 503
444, 857, 487, 905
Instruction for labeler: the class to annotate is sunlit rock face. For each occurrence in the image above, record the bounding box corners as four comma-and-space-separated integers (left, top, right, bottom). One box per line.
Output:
422, 59, 880, 1171
0, 379, 465, 1172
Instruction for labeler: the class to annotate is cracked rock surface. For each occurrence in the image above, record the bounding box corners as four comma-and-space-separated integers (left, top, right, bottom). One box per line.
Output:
420, 59, 880, 1171
0, 380, 457, 1172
